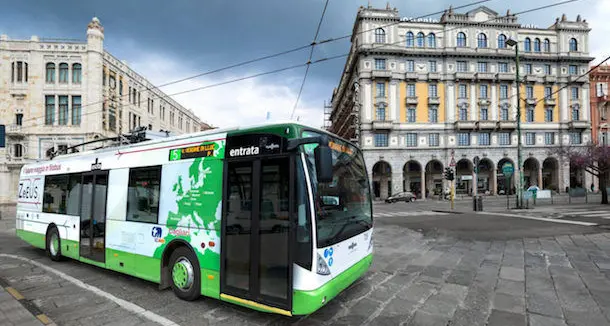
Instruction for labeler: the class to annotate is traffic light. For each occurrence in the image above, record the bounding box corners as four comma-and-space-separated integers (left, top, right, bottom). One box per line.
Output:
444, 167, 454, 181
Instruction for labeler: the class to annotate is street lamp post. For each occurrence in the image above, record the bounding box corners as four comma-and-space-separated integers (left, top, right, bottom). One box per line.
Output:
506, 39, 524, 208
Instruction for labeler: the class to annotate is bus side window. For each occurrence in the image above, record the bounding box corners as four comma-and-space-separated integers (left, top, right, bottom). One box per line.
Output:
43, 175, 69, 214
126, 166, 161, 224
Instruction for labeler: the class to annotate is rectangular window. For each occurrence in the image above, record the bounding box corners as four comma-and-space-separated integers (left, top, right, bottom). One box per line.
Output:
376, 83, 385, 97
526, 108, 534, 122
572, 106, 580, 121
570, 132, 582, 145
501, 106, 509, 120
16, 113, 23, 126
458, 133, 470, 146
376, 105, 386, 121
374, 133, 388, 147
545, 108, 553, 122
43, 175, 69, 214
500, 84, 508, 99
406, 60, 415, 72
526, 132, 536, 145
571, 87, 579, 100
406, 133, 417, 147
480, 106, 488, 120
480, 85, 488, 98
428, 84, 438, 97
459, 107, 468, 120
407, 84, 416, 97
71, 96, 81, 125
478, 133, 490, 145
407, 108, 416, 123
525, 64, 532, 74
569, 65, 578, 75
58, 95, 68, 125
498, 132, 511, 145
457, 61, 468, 72
526, 86, 534, 99
498, 62, 509, 73
429, 133, 439, 147
375, 58, 386, 70
127, 166, 162, 223
478, 62, 488, 72
544, 86, 552, 99
544, 64, 551, 75
545, 132, 555, 145
109, 105, 117, 131
429, 60, 437, 72
458, 84, 467, 98
428, 106, 438, 123
45, 95, 55, 125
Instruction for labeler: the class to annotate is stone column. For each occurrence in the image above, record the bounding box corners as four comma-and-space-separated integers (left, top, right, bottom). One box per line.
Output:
446, 82, 456, 123
491, 83, 498, 120
559, 86, 568, 122
538, 167, 543, 188
421, 169, 426, 200
511, 83, 518, 120
472, 171, 477, 196
389, 80, 398, 121
470, 84, 477, 120
492, 168, 498, 195
391, 172, 402, 197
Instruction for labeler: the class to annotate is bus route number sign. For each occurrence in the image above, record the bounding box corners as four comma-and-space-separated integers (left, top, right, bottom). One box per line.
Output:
169, 143, 215, 161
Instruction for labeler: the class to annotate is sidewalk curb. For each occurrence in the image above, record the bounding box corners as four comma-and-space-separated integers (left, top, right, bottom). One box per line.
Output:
0, 276, 56, 326
431, 210, 464, 214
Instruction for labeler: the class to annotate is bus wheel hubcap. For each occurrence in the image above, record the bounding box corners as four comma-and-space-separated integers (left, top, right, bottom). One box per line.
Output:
172, 257, 194, 290
50, 233, 58, 256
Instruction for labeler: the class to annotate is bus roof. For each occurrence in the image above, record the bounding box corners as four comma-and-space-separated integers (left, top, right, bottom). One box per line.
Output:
25, 121, 343, 165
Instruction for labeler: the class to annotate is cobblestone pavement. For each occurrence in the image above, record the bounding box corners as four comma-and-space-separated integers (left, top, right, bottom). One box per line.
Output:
0, 285, 47, 326
2, 204, 610, 325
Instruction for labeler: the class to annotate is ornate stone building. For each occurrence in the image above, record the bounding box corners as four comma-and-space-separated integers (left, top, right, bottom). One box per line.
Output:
328, 5, 594, 199
0, 17, 203, 203
590, 64, 610, 146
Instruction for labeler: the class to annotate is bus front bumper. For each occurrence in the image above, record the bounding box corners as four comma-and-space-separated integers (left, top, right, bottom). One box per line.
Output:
292, 253, 373, 316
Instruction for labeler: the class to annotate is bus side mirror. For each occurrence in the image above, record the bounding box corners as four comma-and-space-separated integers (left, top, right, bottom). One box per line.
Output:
314, 144, 333, 183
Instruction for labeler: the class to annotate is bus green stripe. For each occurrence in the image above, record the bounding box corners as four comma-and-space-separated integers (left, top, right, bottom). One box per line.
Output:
292, 254, 373, 315
16, 229, 46, 250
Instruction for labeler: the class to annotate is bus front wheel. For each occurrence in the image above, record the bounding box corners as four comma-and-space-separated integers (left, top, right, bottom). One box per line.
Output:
169, 247, 201, 301
46, 226, 62, 262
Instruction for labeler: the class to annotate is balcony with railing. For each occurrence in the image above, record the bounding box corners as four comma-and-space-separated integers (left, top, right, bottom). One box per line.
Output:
405, 96, 418, 105
498, 120, 517, 130
372, 120, 394, 130
454, 120, 477, 130
428, 96, 440, 105
544, 97, 556, 106
454, 72, 475, 81
478, 120, 497, 130
568, 120, 591, 130
6, 124, 25, 137
568, 75, 587, 83
544, 75, 557, 83
475, 72, 495, 81
372, 69, 392, 78
496, 72, 515, 81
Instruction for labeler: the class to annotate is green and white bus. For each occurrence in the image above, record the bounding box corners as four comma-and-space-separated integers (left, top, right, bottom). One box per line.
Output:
16, 122, 373, 316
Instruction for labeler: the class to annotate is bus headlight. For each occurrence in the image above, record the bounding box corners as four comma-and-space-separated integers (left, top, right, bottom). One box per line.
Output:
317, 253, 331, 275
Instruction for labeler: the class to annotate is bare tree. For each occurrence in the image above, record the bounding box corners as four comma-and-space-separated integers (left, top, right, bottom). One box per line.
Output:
552, 143, 610, 204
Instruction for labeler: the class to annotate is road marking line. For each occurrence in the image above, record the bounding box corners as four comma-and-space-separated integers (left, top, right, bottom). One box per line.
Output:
6, 287, 25, 300
565, 210, 609, 215
0, 254, 180, 326
36, 314, 52, 325
477, 212, 598, 226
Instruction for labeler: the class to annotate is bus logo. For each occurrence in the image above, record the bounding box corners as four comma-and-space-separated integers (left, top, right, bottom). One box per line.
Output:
152, 227, 162, 239
91, 158, 102, 171
265, 143, 279, 150
348, 242, 357, 251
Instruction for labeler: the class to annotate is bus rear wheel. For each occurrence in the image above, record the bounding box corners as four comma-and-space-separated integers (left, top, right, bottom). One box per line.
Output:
169, 247, 201, 301
46, 227, 62, 262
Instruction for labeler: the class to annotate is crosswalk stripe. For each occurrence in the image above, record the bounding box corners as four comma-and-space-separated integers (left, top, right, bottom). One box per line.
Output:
579, 212, 610, 217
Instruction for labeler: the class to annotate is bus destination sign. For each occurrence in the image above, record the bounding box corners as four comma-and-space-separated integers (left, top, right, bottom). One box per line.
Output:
169, 142, 215, 161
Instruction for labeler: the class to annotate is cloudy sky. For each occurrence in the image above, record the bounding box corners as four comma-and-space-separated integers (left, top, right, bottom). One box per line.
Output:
1, 0, 608, 129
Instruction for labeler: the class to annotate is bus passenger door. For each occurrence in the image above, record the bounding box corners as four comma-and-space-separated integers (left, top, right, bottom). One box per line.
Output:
221, 156, 293, 313
79, 171, 108, 263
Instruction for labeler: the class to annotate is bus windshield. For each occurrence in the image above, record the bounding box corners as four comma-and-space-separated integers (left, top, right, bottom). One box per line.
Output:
302, 132, 372, 248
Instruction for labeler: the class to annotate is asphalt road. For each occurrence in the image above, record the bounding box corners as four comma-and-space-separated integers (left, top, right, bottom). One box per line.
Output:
2, 204, 610, 325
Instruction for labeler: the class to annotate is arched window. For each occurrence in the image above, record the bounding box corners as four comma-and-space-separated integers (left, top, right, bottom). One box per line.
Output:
72, 63, 82, 84
406, 32, 414, 47
569, 38, 578, 52
375, 28, 386, 43
477, 33, 487, 48
524, 38, 532, 52
498, 34, 507, 48
534, 38, 541, 52
45, 63, 55, 83
13, 144, 23, 158
457, 32, 467, 47
59, 63, 69, 83
416, 32, 425, 47
427, 33, 436, 48
543, 39, 551, 52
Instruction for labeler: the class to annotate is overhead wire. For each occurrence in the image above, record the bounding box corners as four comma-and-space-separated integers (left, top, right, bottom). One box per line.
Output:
291, 0, 331, 120
14, 0, 582, 132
